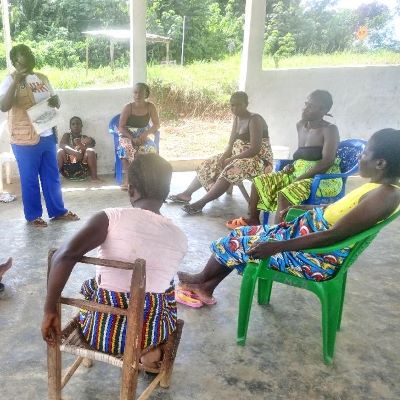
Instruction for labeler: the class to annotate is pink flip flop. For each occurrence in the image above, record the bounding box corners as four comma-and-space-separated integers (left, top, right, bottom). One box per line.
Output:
176, 289, 203, 308
177, 287, 217, 306
189, 292, 217, 305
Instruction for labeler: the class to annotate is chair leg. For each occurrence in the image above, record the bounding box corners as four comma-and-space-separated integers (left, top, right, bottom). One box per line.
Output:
115, 158, 123, 185
258, 278, 273, 305
261, 211, 270, 225
237, 262, 259, 346
321, 285, 342, 364
0, 165, 3, 193
160, 319, 184, 388
5, 161, 11, 184
237, 182, 250, 203
337, 273, 347, 331
47, 305, 62, 400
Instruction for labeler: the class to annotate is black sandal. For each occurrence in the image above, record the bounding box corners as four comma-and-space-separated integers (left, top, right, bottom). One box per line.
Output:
168, 194, 190, 204
28, 217, 48, 227
182, 204, 203, 215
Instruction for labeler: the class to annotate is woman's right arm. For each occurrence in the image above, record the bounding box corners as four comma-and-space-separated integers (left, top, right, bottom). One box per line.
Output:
41, 212, 109, 345
248, 186, 399, 259
118, 104, 133, 139
0, 73, 26, 112
218, 117, 237, 166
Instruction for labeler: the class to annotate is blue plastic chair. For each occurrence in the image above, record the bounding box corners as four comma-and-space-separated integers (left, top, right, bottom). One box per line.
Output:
262, 139, 367, 223
108, 114, 160, 184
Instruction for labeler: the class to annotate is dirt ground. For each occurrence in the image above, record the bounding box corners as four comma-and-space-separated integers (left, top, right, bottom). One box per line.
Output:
160, 117, 232, 160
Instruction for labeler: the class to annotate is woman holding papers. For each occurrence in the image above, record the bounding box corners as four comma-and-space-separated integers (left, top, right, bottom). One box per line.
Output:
0, 44, 78, 227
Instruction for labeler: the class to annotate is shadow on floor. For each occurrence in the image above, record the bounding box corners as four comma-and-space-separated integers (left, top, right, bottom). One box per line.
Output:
0, 174, 399, 399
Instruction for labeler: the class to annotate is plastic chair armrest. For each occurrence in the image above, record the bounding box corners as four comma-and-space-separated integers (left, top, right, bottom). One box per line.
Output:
284, 208, 304, 221
275, 159, 293, 172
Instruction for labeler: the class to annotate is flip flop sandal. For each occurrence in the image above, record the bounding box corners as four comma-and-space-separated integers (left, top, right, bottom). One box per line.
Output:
167, 194, 190, 204
182, 204, 202, 215
182, 290, 217, 305
52, 211, 80, 221
176, 289, 203, 308
226, 217, 249, 229
28, 217, 48, 227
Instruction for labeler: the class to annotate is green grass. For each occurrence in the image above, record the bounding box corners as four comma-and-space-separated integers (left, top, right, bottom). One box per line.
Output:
263, 49, 400, 69
1, 50, 398, 92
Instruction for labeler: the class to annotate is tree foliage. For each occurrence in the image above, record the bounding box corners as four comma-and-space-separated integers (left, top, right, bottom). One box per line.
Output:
0, 0, 397, 69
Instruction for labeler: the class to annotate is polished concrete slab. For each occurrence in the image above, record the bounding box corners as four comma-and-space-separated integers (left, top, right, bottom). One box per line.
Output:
0, 173, 399, 400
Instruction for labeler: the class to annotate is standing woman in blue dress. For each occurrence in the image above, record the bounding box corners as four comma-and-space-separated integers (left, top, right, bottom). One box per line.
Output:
0, 44, 79, 227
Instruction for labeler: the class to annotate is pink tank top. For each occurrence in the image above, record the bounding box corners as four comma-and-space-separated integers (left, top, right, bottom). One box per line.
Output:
96, 208, 188, 293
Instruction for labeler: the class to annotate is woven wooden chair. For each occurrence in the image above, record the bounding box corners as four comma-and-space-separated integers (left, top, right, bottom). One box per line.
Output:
46, 249, 184, 400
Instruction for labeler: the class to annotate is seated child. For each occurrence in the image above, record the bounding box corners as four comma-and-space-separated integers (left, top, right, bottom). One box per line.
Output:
58, 116, 100, 181
42, 154, 188, 368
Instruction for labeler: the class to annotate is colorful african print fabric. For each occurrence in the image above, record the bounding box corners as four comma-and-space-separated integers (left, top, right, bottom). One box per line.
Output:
60, 132, 92, 181
197, 138, 273, 191
254, 158, 342, 212
117, 125, 157, 162
211, 208, 350, 281
78, 278, 177, 355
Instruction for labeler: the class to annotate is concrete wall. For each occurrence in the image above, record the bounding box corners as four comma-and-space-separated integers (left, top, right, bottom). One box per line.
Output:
0, 87, 132, 175
245, 65, 400, 155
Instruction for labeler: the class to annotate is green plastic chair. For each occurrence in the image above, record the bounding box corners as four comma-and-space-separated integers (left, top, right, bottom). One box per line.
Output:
237, 208, 400, 364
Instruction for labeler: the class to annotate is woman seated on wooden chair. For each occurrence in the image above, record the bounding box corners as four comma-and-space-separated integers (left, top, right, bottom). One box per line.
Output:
176, 129, 400, 305
168, 91, 273, 215
42, 154, 187, 368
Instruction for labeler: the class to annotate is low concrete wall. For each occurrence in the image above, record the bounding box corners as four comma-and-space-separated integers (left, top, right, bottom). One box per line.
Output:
246, 65, 400, 154
0, 86, 132, 176
1, 65, 399, 177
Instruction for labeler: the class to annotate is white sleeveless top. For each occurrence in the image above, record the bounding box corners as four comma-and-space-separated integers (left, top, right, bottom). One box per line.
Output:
96, 208, 187, 293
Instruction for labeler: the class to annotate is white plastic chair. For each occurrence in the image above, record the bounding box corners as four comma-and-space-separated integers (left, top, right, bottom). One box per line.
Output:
0, 121, 16, 193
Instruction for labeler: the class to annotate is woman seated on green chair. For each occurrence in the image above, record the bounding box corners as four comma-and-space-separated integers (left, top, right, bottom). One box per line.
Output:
177, 129, 400, 304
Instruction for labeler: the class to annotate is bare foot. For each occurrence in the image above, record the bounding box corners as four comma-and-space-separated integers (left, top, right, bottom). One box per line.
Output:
177, 271, 204, 284
243, 217, 260, 225
90, 177, 103, 183
177, 282, 215, 304
168, 193, 192, 203
182, 203, 203, 215
0, 257, 12, 281
140, 347, 162, 370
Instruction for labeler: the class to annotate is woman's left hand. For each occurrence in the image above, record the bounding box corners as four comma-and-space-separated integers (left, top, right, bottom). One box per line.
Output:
138, 134, 148, 145
41, 311, 61, 346
47, 95, 60, 108
247, 241, 281, 259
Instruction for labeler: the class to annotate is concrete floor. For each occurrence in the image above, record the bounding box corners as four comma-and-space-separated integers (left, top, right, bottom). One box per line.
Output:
0, 173, 399, 400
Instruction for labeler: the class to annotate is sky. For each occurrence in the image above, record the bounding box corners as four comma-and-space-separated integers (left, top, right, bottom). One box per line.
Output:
335, 0, 400, 40
336, 0, 398, 8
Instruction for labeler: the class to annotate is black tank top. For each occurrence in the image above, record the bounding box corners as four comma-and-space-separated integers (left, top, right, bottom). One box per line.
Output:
292, 146, 323, 161
235, 114, 269, 143
126, 103, 151, 128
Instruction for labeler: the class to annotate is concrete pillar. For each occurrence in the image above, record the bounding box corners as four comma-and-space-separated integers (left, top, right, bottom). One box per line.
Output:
239, 0, 266, 91
1, 0, 13, 71
129, 0, 147, 85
